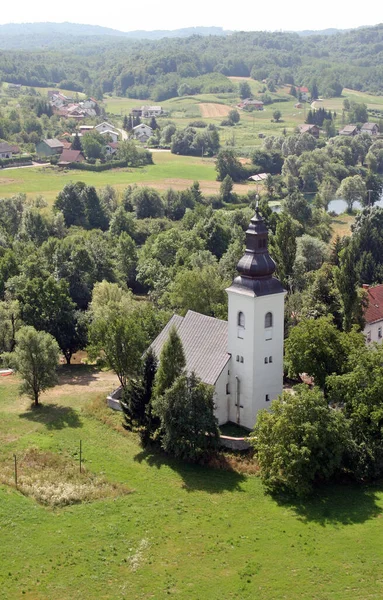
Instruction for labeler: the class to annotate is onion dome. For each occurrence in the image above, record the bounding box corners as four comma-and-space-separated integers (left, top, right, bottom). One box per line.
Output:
232, 206, 285, 296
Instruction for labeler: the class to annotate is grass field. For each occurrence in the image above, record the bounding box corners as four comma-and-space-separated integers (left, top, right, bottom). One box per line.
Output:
0, 153, 254, 204
1, 368, 383, 599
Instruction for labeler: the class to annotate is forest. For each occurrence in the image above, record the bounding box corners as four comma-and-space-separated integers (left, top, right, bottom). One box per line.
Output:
0, 24, 382, 98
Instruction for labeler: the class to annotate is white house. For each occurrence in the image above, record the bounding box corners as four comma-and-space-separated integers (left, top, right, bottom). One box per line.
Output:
0, 142, 13, 159
363, 284, 383, 344
360, 123, 379, 135
100, 129, 119, 143
132, 123, 153, 142
95, 122, 119, 135
141, 105, 162, 118
148, 209, 286, 430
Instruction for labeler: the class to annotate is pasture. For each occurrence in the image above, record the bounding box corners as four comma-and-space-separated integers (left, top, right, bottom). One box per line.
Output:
1, 369, 383, 599
0, 153, 254, 205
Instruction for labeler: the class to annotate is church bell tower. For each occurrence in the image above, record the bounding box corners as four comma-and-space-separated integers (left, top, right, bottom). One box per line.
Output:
226, 207, 286, 429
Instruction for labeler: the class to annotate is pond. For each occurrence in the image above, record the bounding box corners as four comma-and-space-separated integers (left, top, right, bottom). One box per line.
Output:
327, 197, 383, 215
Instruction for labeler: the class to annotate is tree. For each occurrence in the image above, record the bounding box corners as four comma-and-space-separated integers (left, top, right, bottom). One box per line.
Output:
169, 265, 227, 318
336, 175, 366, 212
88, 306, 148, 389
250, 386, 350, 496
220, 174, 234, 202
239, 81, 251, 99
228, 109, 240, 124
327, 343, 383, 479
273, 110, 282, 122
132, 187, 164, 219
284, 316, 364, 387
154, 372, 219, 461
54, 182, 86, 227
14, 276, 84, 364
153, 326, 186, 398
72, 132, 82, 151
215, 150, 246, 182
270, 213, 298, 287
3, 326, 59, 406
121, 347, 158, 445
81, 130, 105, 159
82, 186, 109, 231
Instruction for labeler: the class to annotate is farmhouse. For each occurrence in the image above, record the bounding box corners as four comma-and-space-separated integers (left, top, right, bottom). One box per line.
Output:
108, 209, 286, 430
105, 142, 119, 156
298, 124, 320, 138
339, 125, 358, 136
237, 98, 264, 110
363, 284, 383, 344
0, 142, 14, 159
361, 122, 379, 135
35, 138, 64, 157
132, 105, 162, 118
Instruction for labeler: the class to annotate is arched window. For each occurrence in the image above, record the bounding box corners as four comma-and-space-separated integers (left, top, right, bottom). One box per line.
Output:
238, 311, 245, 328
265, 312, 273, 328
264, 357, 268, 364
269, 356, 273, 363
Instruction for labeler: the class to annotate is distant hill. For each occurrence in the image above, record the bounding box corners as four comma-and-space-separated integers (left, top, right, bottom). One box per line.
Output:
0, 22, 231, 40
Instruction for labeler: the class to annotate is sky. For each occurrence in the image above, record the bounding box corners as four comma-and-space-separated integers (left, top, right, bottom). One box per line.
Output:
0, 0, 382, 33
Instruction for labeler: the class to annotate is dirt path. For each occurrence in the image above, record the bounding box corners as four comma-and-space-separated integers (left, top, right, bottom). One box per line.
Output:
199, 103, 232, 118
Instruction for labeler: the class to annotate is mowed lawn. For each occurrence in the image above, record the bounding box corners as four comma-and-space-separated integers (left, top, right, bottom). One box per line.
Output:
1, 370, 383, 599
0, 153, 251, 205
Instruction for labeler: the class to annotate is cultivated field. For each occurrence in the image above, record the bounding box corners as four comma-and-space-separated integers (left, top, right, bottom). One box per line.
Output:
1, 369, 383, 599
199, 103, 232, 118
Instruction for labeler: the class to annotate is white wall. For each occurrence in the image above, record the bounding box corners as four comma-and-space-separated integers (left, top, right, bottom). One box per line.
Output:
227, 286, 285, 430
364, 320, 383, 345
213, 366, 230, 426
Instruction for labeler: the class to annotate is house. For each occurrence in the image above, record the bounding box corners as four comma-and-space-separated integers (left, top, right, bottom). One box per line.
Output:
141, 105, 162, 118
237, 98, 264, 110
298, 124, 320, 138
361, 123, 379, 135
81, 98, 98, 110
105, 142, 119, 156
108, 208, 286, 430
79, 126, 94, 134
57, 149, 85, 166
35, 139, 64, 157
0, 142, 13, 159
132, 123, 153, 142
58, 139, 72, 150
363, 284, 383, 344
100, 129, 119, 143
339, 125, 358, 136
95, 122, 119, 135
297, 86, 309, 101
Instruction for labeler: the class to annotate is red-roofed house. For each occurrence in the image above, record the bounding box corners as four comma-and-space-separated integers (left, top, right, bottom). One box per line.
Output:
297, 86, 309, 101
58, 149, 85, 166
363, 284, 383, 343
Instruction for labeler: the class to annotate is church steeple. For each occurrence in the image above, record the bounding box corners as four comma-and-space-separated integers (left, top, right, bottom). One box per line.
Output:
233, 207, 284, 296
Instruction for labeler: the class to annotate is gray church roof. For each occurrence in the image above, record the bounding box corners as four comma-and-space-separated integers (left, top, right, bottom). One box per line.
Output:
150, 310, 230, 386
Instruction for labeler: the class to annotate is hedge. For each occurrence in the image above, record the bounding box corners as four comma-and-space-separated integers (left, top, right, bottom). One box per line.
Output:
0, 155, 33, 168
66, 159, 128, 171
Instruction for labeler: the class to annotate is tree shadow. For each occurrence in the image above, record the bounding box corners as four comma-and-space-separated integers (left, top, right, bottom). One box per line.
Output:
272, 483, 383, 526
19, 403, 83, 430
57, 364, 101, 387
134, 448, 246, 494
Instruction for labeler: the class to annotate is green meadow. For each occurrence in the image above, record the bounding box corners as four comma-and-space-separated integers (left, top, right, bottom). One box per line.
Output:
0, 153, 248, 205
1, 369, 383, 599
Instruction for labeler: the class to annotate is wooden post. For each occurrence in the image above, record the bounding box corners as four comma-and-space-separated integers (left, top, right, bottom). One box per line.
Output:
14, 454, 17, 489
79, 440, 82, 473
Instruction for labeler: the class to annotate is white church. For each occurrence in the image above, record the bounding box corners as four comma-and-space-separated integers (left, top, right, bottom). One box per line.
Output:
150, 208, 286, 430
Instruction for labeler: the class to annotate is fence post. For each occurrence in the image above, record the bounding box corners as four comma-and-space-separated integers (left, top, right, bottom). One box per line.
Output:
79, 440, 82, 473
14, 454, 17, 489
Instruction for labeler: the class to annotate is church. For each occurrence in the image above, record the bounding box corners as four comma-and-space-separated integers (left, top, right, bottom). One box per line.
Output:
150, 207, 286, 430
